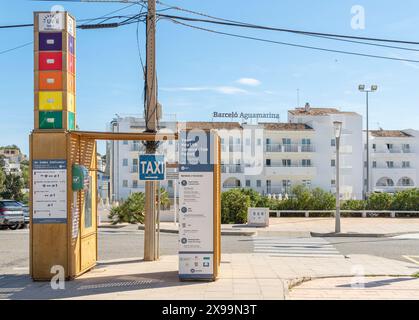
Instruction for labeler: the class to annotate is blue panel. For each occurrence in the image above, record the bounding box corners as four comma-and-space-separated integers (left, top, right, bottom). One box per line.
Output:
139, 154, 165, 181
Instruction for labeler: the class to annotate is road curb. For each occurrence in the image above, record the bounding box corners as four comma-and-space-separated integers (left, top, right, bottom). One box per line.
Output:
310, 231, 418, 238
137, 225, 256, 236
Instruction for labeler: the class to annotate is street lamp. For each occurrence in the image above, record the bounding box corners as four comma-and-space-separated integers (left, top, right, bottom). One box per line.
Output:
333, 121, 343, 233
358, 85, 378, 199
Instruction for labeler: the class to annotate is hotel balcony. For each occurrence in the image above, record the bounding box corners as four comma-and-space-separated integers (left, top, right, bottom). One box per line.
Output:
221, 164, 244, 174
265, 144, 315, 153
264, 164, 316, 177
372, 147, 413, 154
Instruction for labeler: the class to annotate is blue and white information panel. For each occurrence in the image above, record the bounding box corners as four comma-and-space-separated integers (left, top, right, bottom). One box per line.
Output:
32, 160, 67, 224
178, 131, 215, 280
139, 154, 165, 181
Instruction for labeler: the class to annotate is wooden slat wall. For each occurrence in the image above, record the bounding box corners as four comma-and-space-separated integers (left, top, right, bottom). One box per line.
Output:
30, 132, 69, 280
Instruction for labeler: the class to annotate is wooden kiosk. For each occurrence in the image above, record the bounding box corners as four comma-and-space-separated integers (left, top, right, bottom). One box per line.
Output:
30, 11, 220, 281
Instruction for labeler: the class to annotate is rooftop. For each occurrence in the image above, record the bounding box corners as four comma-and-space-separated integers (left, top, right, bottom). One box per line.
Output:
178, 121, 242, 130
289, 107, 359, 116
370, 130, 413, 138
262, 123, 314, 131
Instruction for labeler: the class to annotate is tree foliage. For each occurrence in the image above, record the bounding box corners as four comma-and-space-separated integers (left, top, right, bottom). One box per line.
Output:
0, 174, 24, 201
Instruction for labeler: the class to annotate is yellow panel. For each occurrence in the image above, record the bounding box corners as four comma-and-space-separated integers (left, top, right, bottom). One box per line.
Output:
67, 92, 75, 113
39, 91, 63, 111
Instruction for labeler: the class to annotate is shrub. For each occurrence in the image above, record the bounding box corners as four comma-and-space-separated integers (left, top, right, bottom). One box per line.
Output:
366, 192, 393, 210
341, 199, 366, 211
109, 192, 146, 225
221, 189, 251, 224
108, 188, 170, 225
391, 189, 419, 211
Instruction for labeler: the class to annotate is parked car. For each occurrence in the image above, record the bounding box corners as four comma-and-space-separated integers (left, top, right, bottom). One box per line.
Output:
17, 202, 29, 228
0, 200, 25, 230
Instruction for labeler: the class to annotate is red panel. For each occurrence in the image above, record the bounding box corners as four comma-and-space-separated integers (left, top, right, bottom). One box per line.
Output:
68, 53, 75, 75
39, 52, 62, 71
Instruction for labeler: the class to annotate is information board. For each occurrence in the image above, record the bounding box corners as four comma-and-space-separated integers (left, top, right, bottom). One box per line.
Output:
178, 131, 215, 280
32, 159, 67, 224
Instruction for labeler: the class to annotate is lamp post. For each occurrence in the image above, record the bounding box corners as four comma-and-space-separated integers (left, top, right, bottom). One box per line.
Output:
358, 85, 378, 199
333, 121, 343, 233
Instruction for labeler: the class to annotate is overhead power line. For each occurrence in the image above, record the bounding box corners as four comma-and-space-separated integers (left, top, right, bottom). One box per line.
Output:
0, 41, 33, 55
158, 13, 419, 46
165, 18, 419, 64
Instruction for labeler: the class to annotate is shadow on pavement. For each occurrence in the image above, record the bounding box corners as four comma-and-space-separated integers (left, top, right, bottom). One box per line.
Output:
0, 269, 197, 300
337, 277, 416, 288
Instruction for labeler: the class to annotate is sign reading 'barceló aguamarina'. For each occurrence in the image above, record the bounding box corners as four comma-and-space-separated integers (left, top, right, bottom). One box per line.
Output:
212, 111, 280, 120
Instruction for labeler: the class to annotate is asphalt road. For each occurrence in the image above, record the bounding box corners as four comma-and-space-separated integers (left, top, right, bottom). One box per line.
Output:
1, 226, 418, 275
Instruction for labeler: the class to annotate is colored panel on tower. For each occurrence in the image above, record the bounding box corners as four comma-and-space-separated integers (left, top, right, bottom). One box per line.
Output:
39, 111, 63, 129
68, 35, 75, 55
39, 91, 63, 110
39, 32, 62, 51
39, 52, 62, 71
67, 93, 75, 113
68, 53, 75, 74
66, 73, 75, 93
68, 112, 75, 130
39, 71, 63, 90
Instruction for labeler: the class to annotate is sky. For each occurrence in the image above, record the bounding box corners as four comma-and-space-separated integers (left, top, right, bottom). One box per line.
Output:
1, 0, 419, 155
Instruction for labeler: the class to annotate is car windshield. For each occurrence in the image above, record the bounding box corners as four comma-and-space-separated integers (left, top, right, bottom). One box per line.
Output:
0, 201, 22, 207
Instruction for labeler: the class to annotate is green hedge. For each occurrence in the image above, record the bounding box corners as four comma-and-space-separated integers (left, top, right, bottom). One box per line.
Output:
221, 187, 419, 223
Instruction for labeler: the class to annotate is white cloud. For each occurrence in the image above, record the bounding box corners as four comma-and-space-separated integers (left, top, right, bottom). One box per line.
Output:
215, 86, 247, 94
236, 78, 261, 86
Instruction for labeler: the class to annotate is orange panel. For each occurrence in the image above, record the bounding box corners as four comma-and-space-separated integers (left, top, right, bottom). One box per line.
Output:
39, 71, 63, 91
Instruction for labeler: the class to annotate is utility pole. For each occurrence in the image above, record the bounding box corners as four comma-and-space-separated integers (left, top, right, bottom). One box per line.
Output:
358, 85, 378, 199
144, 0, 159, 261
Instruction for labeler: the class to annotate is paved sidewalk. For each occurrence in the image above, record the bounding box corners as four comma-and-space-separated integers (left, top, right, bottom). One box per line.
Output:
287, 276, 419, 300
1, 252, 418, 300
109, 217, 419, 237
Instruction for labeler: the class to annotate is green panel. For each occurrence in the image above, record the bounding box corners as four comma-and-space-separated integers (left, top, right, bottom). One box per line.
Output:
68, 112, 75, 130
39, 111, 63, 129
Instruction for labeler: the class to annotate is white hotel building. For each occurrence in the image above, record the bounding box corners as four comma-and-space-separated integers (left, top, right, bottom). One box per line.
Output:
106, 105, 418, 202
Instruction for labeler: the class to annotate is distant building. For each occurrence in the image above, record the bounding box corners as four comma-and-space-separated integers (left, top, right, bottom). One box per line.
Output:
106, 105, 403, 202
366, 129, 419, 194
0, 146, 26, 164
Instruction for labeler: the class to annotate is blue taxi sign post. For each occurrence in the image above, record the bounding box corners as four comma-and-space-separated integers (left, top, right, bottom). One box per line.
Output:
139, 155, 165, 181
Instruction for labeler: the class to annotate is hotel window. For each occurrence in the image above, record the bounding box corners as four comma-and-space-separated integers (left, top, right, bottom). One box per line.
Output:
331, 179, 336, 186
386, 144, 393, 151
331, 159, 336, 167
282, 159, 291, 167
132, 180, 138, 189
122, 180, 128, 188
386, 161, 394, 168
372, 161, 377, 168
220, 138, 225, 145
331, 139, 336, 147
245, 180, 251, 187
266, 159, 271, 166
257, 139, 262, 146
403, 144, 410, 152
123, 140, 128, 145
282, 138, 291, 145
256, 180, 261, 188
302, 159, 311, 167
372, 144, 376, 150
402, 161, 410, 168
236, 138, 241, 144
266, 138, 271, 145
168, 180, 173, 188
302, 138, 311, 145
122, 159, 128, 166
303, 180, 311, 187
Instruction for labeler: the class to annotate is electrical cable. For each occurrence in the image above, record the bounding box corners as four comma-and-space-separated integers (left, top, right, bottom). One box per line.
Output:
164, 18, 419, 64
